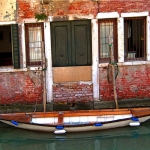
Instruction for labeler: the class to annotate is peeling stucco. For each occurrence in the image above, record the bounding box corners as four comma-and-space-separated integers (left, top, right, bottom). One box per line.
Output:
0, 0, 16, 21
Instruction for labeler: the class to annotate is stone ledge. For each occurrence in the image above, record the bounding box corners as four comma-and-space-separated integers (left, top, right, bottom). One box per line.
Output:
0, 104, 53, 113
94, 98, 150, 109
0, 98, 150, 113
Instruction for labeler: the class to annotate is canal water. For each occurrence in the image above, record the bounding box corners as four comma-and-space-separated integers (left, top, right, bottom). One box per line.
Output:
0, 121, 150, 150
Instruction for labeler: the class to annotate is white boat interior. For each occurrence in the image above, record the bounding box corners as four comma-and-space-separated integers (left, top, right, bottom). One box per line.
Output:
31, 114, 133, 125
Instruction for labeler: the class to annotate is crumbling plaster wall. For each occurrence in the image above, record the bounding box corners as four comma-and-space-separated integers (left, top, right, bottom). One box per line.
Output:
17, 0, 97, 22
0, 0, 16, 21
16, 0, 150, 22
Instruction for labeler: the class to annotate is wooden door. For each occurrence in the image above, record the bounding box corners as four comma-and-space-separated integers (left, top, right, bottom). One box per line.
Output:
51, 20, 92, 67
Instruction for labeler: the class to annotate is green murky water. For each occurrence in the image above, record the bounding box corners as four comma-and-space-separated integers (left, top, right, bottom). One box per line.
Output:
0, 121, 150, 150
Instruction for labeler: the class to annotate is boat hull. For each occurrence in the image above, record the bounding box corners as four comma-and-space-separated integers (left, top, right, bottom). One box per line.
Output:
1, 108, 150, 133
1, 115, 150, 133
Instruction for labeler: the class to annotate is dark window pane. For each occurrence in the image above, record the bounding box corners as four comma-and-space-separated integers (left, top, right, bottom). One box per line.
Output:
0, 25, 13, 66
124, 17, 146, 61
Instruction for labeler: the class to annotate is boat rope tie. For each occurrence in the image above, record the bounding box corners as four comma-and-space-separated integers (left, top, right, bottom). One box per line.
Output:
11, 120, 19, 126
107, 61, 119, 83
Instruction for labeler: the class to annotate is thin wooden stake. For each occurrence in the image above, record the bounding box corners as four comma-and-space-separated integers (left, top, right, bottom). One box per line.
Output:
43, 70, 46, 112
109, 35, 118, 109
111, 64, 118, 109
42, 41, 47, 112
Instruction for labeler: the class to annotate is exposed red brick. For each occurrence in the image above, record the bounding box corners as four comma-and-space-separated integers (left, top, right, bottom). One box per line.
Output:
53, 83, 93, 103
0, 72, 43, 105
99, 65, 150, 101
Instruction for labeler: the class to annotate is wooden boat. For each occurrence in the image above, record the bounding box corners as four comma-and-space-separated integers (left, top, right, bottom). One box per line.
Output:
0, 108, 150, 134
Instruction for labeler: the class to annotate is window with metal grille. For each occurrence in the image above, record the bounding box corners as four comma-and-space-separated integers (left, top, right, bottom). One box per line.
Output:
25, 23, 44, 66
124, 17, 146, 61
98, 19, 117, 63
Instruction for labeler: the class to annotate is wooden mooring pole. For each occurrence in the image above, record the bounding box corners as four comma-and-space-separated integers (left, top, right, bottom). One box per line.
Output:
109, 35, 118, 109
42, 41, 47, 112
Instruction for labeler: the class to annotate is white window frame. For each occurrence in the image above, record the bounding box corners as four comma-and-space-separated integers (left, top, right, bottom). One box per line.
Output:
97, 12, 150, 67
96, 12, 120, 67
121, 12, 150, 65
22, 18, 53, 102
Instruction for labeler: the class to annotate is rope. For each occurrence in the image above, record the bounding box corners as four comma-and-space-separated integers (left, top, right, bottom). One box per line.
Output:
107, 61, 119, 83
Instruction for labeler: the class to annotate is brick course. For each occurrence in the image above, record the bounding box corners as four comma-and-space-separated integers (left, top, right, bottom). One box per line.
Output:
99, 65, 150, 101
0, 71, 43, 105
17, 0, 150, 22
53, 83, 93, 103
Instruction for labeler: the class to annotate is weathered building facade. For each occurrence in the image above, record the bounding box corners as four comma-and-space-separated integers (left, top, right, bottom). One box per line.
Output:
0, 0, 150, 108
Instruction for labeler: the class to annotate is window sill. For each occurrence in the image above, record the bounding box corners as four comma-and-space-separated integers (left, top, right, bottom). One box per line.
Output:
0, 66, 27, 72
99, 61, 150, 68
27, 66, 43, 70
0, 66, 44, 72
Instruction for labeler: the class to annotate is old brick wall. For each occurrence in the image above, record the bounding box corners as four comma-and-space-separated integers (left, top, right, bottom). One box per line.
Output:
17, 0, 97, 22
53, 83, 93, 103
99, 65, 150, 101
15, 0, 97, 105
16, 0, 150, 22
99, 1, 149, 13
13, 0, 150, 104
0, 71, 43, 105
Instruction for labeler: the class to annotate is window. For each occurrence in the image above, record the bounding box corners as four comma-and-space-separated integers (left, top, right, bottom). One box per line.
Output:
124, 17, 146, 61
0, 24, 20, 68
51, 20, 92, 67
25, 23, 44, 66
98, 19, 117, 63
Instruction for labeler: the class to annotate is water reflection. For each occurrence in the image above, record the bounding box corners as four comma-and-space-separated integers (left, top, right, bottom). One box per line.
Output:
1, 121, 150, 150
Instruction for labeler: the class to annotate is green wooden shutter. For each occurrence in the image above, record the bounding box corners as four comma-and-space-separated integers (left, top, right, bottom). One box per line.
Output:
72, 20, 92, 66
11, 24, 20, 69
51, 21, 71, 67
51, 20, 92, 67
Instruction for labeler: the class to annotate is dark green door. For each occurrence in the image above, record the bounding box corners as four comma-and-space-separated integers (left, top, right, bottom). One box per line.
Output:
51, 20, 92, 67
